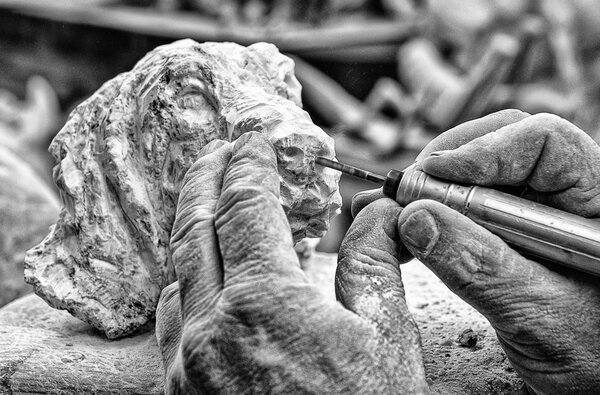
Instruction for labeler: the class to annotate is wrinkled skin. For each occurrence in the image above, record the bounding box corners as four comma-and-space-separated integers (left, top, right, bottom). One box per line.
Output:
156, 109, 600, 394
156, 132, 428, 394
355, 110, 600, 394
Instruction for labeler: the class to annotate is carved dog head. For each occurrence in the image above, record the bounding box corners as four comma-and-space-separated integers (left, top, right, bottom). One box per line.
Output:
25, 40, 340, 338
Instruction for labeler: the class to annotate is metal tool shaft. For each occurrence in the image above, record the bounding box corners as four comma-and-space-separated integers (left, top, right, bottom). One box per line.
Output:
315, 157, 387, 184
396, 165, 600, 276
316, 158, 600, 277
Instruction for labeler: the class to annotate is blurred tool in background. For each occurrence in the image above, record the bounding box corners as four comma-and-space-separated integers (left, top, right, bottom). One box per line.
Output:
2, 0, 600, 252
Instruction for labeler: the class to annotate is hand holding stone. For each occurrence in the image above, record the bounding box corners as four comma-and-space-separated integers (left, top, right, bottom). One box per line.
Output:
24, 40, 341, 338
156, 132, 428, 394
397, 110, 600, 394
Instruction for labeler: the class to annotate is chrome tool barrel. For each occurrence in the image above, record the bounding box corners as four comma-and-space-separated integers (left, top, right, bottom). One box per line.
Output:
395, 165, 600, 276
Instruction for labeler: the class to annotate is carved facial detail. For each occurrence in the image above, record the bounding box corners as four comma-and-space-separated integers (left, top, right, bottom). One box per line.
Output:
169, 76, 222, 141
270, 120, 341, 241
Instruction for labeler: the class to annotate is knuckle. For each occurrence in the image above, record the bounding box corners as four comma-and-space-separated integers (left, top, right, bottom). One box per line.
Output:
219, 184, 276, 214
219, 280, 302, 322
337, 251, 399, 281
221, 279, 274, 308
497, 108, 529, 119
530, 112, 564, 126
529, 113, 583, 139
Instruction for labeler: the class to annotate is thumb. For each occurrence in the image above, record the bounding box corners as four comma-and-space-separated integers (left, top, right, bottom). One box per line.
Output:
397, 199, 555, 324
336, 199, 417, 339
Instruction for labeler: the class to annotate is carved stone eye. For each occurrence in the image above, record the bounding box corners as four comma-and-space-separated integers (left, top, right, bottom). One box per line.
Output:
284, 146, 302, 158
176, 82, 207, 109
177, 94, 204, 109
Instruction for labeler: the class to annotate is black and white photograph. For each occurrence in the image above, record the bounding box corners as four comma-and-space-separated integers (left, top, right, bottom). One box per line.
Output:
0, 1, 599, 393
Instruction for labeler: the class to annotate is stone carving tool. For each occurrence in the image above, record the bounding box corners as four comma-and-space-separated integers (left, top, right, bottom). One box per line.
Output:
316, 157, 600, 277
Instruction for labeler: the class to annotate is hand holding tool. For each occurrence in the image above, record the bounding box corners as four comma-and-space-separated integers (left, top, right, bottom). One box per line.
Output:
316, 157, 600, 277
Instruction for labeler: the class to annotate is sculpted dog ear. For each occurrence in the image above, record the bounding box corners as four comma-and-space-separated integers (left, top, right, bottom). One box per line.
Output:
24, 69, 171, 339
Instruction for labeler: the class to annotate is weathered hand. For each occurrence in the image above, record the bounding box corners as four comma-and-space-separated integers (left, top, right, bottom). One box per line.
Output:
392, 110, 600, 394
155, 132, 428, 394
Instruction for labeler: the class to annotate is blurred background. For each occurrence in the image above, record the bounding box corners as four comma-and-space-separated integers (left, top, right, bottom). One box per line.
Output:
3, 0, 600, 260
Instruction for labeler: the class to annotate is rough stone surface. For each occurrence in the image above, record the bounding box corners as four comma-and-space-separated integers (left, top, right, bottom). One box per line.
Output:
24, 39, 341, 339
0, 295, 163, 394
0, 145, 59, 307
302, 253, 528, 395
403, 263, 527, 395
1, 254, 525, 394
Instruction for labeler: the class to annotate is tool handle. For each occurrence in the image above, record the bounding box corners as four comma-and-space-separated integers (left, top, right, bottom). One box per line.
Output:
396, 166, 600, 276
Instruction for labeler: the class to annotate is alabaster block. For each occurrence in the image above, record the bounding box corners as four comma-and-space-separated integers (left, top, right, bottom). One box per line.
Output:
24, 40, 341, 338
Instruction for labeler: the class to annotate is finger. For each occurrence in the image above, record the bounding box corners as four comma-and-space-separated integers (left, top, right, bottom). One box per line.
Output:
215, 132, 304, 286
422, 113, 600, 216
170, 140, 232, 322
336, 199, 416, 339
397, 199, 558, 323
352, 110, 529, 217
350, 188, 385, 218
155, 282, 183, 369
416, 109, 529, 161
199, 139, 229, 157
399, 200, 600, 393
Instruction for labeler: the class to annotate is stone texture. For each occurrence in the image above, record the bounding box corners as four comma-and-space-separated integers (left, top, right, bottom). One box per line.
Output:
24, 39, 341, 339
0, 295, 163, 394
302, 254, 527, 395
1, 254, 525, 394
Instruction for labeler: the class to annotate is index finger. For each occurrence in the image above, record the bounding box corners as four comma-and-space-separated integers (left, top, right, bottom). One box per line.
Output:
349, 110, 529, 217
422, 113, 600, 217
416, 109, 530, 161
214, 132, 305, 287
170, 140, 232, 322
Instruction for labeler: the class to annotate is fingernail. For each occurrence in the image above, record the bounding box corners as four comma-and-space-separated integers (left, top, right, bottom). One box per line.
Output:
400, 209, 439, 257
